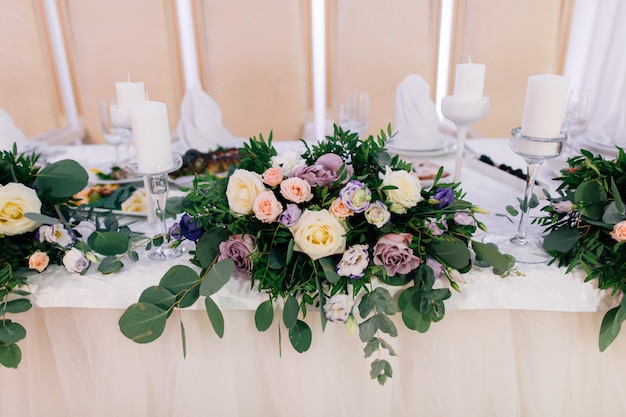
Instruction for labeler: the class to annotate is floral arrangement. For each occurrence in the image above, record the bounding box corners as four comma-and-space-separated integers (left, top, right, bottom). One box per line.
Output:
535, 147, 626, 350
119, 126, 512, 384
0, 145, 142, 369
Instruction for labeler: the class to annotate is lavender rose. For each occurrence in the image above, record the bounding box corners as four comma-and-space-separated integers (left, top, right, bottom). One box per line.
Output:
290, 164, 335, 187
180, 214, 203, 241
336, 244, 369, 279
338, 180, 371, 213
278, 203, 302, 227
218, 234, 256, 278
316, 153, 354, 183
323, 294, 355, 323
433, 187, 454, 209
372, 233, 421, 276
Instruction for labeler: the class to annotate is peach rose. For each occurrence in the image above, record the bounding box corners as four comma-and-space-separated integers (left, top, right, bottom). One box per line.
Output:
610, 220, 626, 243
280, 177, 313, 203
262, 167, 284, 187
253, 190, 283, 223
28, 250, 50, 273
329, 198, 354, 218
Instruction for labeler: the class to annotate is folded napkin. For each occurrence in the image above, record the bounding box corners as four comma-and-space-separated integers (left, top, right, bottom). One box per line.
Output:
0, 108, 29, 151
391, 74, 443, 151
176, 84, 233, 151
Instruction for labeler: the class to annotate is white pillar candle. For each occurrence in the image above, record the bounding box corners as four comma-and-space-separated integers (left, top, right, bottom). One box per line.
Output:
115, 81, 145, 108
520, 74, 569, 138
130, 101, 174, 173
453, 62, 486, 101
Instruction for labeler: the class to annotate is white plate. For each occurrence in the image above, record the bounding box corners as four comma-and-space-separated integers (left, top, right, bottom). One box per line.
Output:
86, 163, 143, 185
387, 136, 457, 157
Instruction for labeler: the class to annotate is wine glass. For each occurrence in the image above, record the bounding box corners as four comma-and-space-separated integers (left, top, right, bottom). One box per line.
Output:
339, 90, 369, 138
99, 98, 131, 167
561, 89, 591, 155
483, 127, 567, 264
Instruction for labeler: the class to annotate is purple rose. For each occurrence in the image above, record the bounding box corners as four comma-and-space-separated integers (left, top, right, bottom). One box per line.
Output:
425, 217, 447, 236
453, 212, 476, 226
338, 180, 371, 213
290, 164, 334, 187
372, 233, 421, 276
278, 203, 302, 227
316, 153, 354, 183
218, 234, 256, 278
180, 214, 203, 241
168, 222, 183, 240
434, 187, 454, 209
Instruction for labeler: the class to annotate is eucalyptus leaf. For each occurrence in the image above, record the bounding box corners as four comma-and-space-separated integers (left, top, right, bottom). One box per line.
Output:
118, 302, 168, 344
376, 313, 398, 337
205, 296, 225, 338
0, 343, 21, 368
380, 338, 398, 356
180, 320, 187, 359
0, 321, 26, 343
599, 307, 623, 352
199, 259, 234, 296
268, 247, 285, 269
472, 240, 510, 273
255, 299, 274, 332
364, 338, 381, 358
398, 288, 431, 333
370, 287, 396, 315
195, 228, 229, 268
611, 177, 624, 213
358, 315, 379, 342
97, 256, 124, 274
0, 299, 31, 315
36, 159, 88, 197
358, 292, 376, 319
424, 288, 451, 302
282, 295, 299, 329
543, 227, 580, 253
576, 180, 607, 220
288, 319, 312, 353
602, 201, 626, 224
370, 358, 393, 385
138, 286, 177, 312
90, 232, 130, 256
319, 256, 340, 284
429, 237, 471, 270
24, 213, 60, 224
161, 265, 201, 295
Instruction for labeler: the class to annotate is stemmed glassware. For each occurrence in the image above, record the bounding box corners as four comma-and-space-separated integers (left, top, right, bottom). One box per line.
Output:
99, 98, 132, 166
561, 89, 591, 155
484, 127, 567, 263
339, 90, 369, 138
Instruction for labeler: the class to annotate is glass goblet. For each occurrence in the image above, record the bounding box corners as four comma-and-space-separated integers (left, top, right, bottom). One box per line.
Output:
99, 98, 127, 167
339, 90, 369, 138
561, 89, 591, 156
484, 127, 567, 264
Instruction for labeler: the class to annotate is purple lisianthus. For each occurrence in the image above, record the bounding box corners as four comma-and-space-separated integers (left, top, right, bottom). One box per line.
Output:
316, 153, 354, 184
433, 187, 454, 209
453, 211, 476, 226
336, 244, 369, 279
218, 234, 256, 278
338, 180, 371, 213
425, 217, 447, 236
168, 222, 183, 240
278, 203, 302, 227
180, 214, 203, 241
372, 233, 421, 276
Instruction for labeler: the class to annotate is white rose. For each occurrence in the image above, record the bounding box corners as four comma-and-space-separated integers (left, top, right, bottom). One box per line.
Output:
271, 149, 306, 175
289, 209, 348, 260
379, 166, 424, 214
0, 182, 42, 236
226, 169, 266, 215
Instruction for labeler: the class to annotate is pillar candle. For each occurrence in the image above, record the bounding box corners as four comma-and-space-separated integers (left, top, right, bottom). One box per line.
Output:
520, 74, 569, 139
130, 101, 173, 173
453, 62, 486, 100
115, 81, 145, 108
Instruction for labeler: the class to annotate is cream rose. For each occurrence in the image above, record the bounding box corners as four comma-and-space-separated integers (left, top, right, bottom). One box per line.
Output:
28, 250, 50, 273
379, 166, 424, 214
610, 220, 626, 243
0, 182, 42, 236
253, 190, 283, 223
289, 209, 348, 260
226, 169, 266, 215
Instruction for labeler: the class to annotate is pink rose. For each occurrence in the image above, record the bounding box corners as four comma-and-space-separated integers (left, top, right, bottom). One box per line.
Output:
610, 220, 626, 243
253, 190, 283, 223
262, 166, 284, 187
329, 198, 354, 218
280, 177, 313, 203
373, 233, 421, 276
218, 234, 256, 278
28, 250, 50, 273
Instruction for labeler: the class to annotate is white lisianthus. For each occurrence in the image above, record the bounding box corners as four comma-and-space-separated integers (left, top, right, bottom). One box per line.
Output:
379, 166, 424, 214
270, 149, 306, 175
42, 223, 75, 248
0, 182, 42, 236
62, 247, 90, 274
323, 294, 355, 324
336, 244, 369, 279
289, 209, 348, 260
226, 169, 266, 215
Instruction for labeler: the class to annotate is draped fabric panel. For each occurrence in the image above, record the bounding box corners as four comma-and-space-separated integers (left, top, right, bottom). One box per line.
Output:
3, 308, 626, 417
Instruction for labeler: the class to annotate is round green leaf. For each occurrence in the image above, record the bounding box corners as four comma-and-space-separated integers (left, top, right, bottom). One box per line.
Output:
160, 265, 201, 295
255, 299, 274, 332
429, 237, 471, 270
90, 232, 130, 256
195, 228, 229, 268
36, 159, 88, 198
139, 286, 177, 312
288, 319, 312, 353
282, 295, 299, 329
205, 296, 225, 338
543, 227, 580, 253
0, 321, 26, 344
199, 259, 234, 297
118, 302, 168, 344
97, 256, 124, 274
0, 343, 21, 368
0, 299, 32, 315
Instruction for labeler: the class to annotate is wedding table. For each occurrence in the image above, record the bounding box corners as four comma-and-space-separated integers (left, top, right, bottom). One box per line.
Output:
2, 138, 625, 417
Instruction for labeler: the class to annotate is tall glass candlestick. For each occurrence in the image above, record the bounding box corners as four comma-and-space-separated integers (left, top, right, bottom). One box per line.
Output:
129, 154, 183, 260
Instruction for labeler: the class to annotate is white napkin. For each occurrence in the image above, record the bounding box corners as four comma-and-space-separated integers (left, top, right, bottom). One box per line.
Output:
176, 84, 233, 151
391, 74, 443, 151
0, 108, 29, 151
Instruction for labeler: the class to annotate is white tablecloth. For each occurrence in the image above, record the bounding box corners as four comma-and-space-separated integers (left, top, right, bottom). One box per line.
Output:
2, 138, 625, 417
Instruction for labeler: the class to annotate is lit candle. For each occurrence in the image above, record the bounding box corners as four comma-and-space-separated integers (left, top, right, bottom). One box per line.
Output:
115, 81, 145, 108
453, 62, 486, 101
130, 101, 173, 173
520, 74, 569, 139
